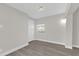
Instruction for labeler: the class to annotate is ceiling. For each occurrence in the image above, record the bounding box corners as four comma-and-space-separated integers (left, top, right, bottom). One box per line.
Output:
7, 3, 70, 19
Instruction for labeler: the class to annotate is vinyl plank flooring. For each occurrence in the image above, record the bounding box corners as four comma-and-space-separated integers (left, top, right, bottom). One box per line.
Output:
7, 40, 79, 56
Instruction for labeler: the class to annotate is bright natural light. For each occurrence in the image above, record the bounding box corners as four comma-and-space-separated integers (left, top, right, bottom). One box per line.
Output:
36, 24, 45, 32
60, 18, 67, 26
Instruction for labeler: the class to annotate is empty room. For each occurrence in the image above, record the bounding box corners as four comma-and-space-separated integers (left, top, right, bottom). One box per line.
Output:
0, 3, 79, 56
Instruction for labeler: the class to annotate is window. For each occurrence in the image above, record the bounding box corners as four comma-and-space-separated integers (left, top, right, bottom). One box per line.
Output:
36, 24, 45, 32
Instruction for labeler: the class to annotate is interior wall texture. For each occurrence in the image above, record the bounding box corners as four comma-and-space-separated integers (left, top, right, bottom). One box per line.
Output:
73, 7, 79, 46
0, 4, 32, 55
66, 3, 79, 48
35, 14, 66, 44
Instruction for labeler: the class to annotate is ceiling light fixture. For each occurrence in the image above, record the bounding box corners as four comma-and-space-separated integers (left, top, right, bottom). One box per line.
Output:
39, 6, 44, 11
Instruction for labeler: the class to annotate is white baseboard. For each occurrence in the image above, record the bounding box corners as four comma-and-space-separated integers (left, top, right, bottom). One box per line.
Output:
36, 39, 65, 46
65, 45, 72, 49
2, 39, 78, 56
1, 38, 78, 56
35, 39, 73, 49
37, 39, 79, 49
0, 43, 29, 56
73, 45, 79, 48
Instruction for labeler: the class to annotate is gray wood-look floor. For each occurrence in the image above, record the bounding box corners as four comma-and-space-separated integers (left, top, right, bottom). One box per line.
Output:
7, 40, 79, 56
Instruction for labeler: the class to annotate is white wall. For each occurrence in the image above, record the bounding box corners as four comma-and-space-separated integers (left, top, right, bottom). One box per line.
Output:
35, 14, 66, 44
65, 4, 79, 48
0, 4, 33, 55
73, 7, 79, 46
28, 19, 35, 41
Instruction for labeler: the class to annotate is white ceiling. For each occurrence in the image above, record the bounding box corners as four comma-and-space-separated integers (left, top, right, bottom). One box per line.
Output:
7, 3, 69, 19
